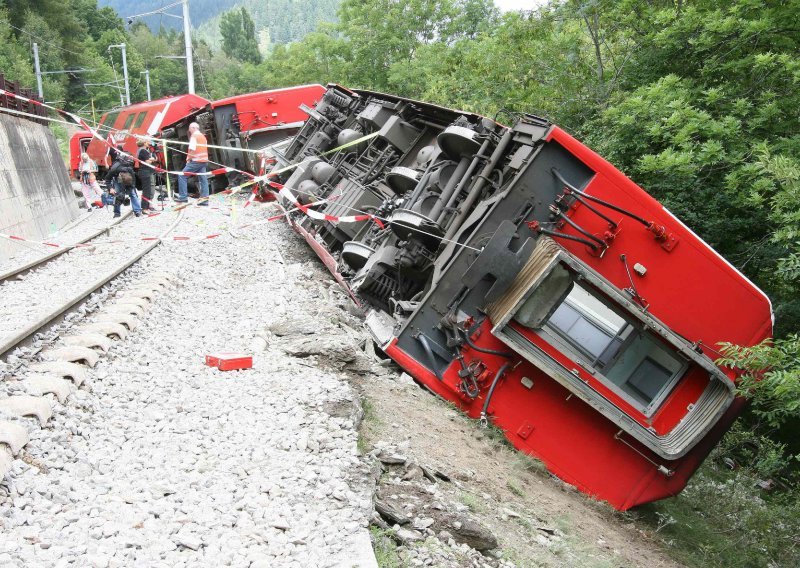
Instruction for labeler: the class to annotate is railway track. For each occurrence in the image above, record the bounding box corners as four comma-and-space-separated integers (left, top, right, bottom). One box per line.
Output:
0, 210, 134, 284
0, 210, 184, 362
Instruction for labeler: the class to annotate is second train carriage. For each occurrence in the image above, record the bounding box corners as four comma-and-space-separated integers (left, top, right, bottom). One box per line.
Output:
70, 85, 326, 190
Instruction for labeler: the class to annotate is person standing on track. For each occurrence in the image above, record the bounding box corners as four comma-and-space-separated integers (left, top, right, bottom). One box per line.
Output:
136, 139, 156, 212
110, 162, 142, 218
175, 122, 209, 206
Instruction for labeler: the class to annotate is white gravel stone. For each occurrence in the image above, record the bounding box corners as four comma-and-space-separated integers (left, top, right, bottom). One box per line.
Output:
0, 202, 377, 567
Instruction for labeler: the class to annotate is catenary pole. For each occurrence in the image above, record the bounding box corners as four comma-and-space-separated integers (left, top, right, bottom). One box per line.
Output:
32, 43, 43, 99
120, 44, 130, 105
182, 0, 195, 94
141, 70, 151, 101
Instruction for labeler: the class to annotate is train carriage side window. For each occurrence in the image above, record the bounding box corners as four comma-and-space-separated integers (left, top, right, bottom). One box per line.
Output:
99, 111, 120, 135
134, 112, 148, 129
514, 269, 688, 414
123, 113, 136, 130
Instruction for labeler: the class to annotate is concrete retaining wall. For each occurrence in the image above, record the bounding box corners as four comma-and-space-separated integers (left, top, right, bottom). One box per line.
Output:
0, 112, 81, 262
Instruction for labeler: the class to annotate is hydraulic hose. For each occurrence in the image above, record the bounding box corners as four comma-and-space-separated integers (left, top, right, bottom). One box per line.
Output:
459, 328, 514, 358
480, 362, 512, 426
552, 168, 651, 227
416, 334, 443, 381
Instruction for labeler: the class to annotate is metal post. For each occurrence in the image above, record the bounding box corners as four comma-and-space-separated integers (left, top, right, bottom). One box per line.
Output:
32, 43, 44, 99
182, 0, 195, 94
141, 70, 151, 100
120, 44, 131, 105
163, 139, 172, 200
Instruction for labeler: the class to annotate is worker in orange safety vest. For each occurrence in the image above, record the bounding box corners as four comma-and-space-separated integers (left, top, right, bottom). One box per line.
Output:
175, 122, 210, 205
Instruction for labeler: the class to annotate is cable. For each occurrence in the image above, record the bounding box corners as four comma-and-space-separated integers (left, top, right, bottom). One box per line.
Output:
552, 168, 651, 228
0, 20, 85, 58
480, 362, 511, 425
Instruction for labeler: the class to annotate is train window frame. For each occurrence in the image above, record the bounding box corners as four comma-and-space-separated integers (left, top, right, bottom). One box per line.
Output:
486, 237, 737, 459
133, 112, 148, 129
123, 113, 136, 130
99, 111, 120, 134
526, 278, 690, 416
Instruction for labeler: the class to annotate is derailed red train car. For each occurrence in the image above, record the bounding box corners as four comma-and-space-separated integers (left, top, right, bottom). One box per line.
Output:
70, 85, 326, 188
268, 85, 772, 510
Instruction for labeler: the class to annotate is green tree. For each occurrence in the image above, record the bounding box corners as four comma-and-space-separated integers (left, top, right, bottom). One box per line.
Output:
219, 6, 261, 64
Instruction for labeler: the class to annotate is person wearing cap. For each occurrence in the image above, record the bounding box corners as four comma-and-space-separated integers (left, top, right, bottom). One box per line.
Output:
176, 122, 209, 205
136, 139, 156, 211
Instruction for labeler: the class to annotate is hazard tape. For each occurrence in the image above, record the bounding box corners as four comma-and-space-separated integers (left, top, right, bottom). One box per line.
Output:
0, 88, 251, 182
0, 88, 393, 230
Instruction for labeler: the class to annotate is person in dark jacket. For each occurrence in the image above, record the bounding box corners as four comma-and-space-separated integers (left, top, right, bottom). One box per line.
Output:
106, 147, 142, 218
136, 138, 156, 211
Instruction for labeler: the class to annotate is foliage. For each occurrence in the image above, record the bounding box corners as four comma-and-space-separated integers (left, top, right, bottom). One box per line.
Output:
197, 0, 341, 51
718, 337, 800, 429
219, 7, 261, 64
637, 441, 800, 568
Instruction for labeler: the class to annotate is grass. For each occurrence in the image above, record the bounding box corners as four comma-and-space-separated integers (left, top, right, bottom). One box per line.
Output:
632, 463, 800, 568
458, 491, 486, 514
513, 452, 548, 475
506, 478, 526, 498
357, 397, 379, 455
369, 526, 403, 568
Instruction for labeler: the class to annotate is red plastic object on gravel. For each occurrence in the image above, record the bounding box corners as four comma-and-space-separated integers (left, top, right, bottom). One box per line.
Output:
204, 353, 253, 371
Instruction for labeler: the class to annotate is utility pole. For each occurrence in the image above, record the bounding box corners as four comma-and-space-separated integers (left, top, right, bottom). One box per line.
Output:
126, 1, 193, 95
182, 0, 195, 94
120, 44, 130, 106
108, 44, 131, 106
141, 70, 151, 101
32, 43, 43, 99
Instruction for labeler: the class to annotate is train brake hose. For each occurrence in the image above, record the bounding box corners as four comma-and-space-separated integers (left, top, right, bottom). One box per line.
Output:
480, 362, 512, 427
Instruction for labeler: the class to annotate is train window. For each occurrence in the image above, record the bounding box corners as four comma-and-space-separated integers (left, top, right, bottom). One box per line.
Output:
123, 113, 136, 130
99, 111, 120, 135
134, 112, 148, 129
516, 273, 688, 414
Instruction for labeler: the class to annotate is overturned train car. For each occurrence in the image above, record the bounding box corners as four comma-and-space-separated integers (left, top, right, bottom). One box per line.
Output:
268, 85, 773, 510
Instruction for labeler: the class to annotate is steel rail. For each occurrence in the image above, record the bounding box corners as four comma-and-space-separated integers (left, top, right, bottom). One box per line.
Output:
0, 210, 133, 284
0, 210, 185, 361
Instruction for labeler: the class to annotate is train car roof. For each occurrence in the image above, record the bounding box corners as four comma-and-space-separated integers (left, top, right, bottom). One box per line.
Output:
211, 84, 326, 134
211, 84, 325, 107
98, 93, 210, 133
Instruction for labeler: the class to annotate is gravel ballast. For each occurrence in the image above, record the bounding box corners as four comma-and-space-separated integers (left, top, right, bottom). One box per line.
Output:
0, 200, 377, 567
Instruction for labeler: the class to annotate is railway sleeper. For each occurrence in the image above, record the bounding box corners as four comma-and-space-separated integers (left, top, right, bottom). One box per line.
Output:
28, 361, 88, 386
0, 420, 29, 455
0, 395, 53, 426
104, 303, 145, 317
82, 322, 128, 340
41, 346, 100, 368
62, 333, 113, 352
111, 297, 149, 309
121, 289, 158, 301
95, 313, 139, 331
0, 447, 12, 479
24, 376, 73, 404
138, 277, 173, 289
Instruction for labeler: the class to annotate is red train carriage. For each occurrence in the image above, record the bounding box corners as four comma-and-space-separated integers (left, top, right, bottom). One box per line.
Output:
269, 85, 772, 510
210, 84, 326, 177
70, 85, 326, 190
84, 93, 211, 168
